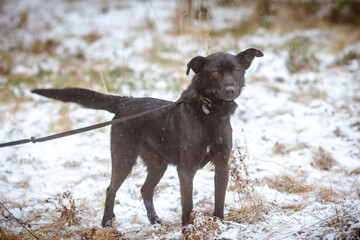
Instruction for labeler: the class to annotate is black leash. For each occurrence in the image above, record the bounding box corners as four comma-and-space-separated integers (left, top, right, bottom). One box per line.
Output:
0, 101, 180, 148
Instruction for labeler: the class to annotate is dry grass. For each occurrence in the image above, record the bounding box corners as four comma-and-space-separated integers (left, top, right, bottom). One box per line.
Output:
289, 87, 327, 105
121, 222, 181, 239
171, 0, 212, 54
349, 168, 360, 175
264, 174, 314, 194
45, 191, 81, 227
280, 203, 308, 213
0, 193, 126, 240
226, 192, 268, 224
228, 145, 252, 202
154, 182, 173, 194
315, 187, 340, 203
264, 172, 341, 204
63, 161, 81, 169
82, 31, 102, 44
183, 210, 222, 239
312, 147, 336, 171
48, 104, 73, 133
226, 145, 269, 225
14, 176, 31, 189
0, 231, 19, 240
314, 203, 360, 239
273, 142, 309, 155
0, 226, 129, 240
30, 39, 60, 56
273, 142, 288, 155
285, 37, 320, 73
72, 227, 128, 240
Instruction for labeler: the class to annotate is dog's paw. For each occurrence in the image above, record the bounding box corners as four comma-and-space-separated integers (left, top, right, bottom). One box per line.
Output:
102, 220, 113, 228
101, 217, 115, 228
149, 216, 164, 225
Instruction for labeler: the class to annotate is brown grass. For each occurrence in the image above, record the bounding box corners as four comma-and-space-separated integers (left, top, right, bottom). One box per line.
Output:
154, 183, 173, 194
170, 0, 212, 54
82, 32, 102, 44
0, 226, 129, 240
0, 193, 125, 240
273, 142, 287, 155
45, 191, 81, 227
226, 193, 268, 224
280, 203, 308, 213
315, 203, 360, 239
312, 147, 336, 171
227, 145, 268, 224
290, 87, 327, 105
48, 104, 73, 133
273, 142, 309, 155
183, 210, 221, 239
73, 227, 128, 240
14, 176, 31, 189
228, 145, 252, 202
349, 168, 360, 175
63, 161, 81, 169
0, 231, 19, 240
31, 39, 60, 56
264, 174, 314, 194
315, 187, 340, 203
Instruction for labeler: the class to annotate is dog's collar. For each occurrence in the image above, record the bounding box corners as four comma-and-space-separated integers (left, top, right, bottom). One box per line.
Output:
180, 90, 213, 115
197, 94, 212, 115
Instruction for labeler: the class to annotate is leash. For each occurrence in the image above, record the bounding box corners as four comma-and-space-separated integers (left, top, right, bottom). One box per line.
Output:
0, 101, 181, 148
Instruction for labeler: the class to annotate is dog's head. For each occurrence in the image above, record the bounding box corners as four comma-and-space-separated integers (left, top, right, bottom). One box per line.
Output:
186, 48, 263, 101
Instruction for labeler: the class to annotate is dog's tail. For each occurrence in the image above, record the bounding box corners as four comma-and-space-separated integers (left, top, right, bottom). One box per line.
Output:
32, 88, 123, 114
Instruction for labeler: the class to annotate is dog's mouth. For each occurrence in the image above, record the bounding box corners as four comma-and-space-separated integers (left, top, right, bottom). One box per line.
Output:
213, 88, 240, 102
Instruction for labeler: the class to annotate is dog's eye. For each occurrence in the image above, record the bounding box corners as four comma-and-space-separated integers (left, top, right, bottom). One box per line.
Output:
212, 71, 219, 76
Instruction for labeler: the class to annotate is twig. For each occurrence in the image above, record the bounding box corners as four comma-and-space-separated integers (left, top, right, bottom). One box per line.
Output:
98, 70, 108, 94
0, 200, 40, 239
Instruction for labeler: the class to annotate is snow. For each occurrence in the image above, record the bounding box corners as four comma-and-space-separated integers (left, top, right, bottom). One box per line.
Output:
1, 0, 359, 239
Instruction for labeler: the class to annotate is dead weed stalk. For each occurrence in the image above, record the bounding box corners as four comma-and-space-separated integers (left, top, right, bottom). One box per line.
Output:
229, 145, 254, 203
45, 191, 81, 227
226, 145, 268, 224
183, 210, 222, 240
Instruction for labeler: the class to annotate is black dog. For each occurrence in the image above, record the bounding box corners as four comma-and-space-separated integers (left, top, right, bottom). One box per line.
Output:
32, 48, 263, 227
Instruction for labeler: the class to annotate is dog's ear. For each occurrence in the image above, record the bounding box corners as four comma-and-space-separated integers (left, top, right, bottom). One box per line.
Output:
186, 56, 206, 75
236, 48, 264, 70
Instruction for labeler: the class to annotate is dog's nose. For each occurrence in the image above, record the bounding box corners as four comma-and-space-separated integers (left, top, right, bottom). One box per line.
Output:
225, 86, 236, 96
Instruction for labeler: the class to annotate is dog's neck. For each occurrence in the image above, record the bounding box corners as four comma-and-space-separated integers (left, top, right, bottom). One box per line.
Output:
179, 84, 237, 118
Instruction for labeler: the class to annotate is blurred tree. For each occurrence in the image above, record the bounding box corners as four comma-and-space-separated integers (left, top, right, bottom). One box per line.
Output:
255, 0, 360, 26
257, 0, 271, 16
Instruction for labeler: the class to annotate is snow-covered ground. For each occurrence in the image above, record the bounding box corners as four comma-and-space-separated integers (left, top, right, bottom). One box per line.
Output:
1, 0, 359, 239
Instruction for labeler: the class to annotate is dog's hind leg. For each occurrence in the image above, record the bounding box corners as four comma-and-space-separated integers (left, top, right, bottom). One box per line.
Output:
140, 158, 167, 224
101, 135, 139, 228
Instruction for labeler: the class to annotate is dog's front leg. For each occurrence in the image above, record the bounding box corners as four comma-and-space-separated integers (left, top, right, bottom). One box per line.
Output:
177, 166, 196, 226
213, 161, 229, 219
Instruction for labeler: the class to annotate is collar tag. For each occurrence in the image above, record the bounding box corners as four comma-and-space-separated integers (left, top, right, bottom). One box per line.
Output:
202, 98, 212, 115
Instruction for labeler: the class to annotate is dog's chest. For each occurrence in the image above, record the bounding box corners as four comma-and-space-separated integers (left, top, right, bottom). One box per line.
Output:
139, 105, 231, 165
